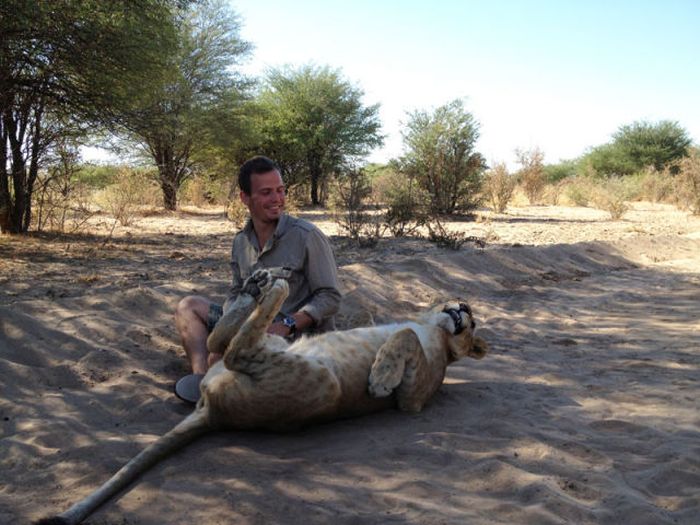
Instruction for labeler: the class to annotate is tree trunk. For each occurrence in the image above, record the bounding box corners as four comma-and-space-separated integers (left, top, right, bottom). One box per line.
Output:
309, 160, 322, 206
160, 168, 178, 211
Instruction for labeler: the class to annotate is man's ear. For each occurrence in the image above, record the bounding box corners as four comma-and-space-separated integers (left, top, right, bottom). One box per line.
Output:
240, 191, 250, 207
468, 336, 489, 359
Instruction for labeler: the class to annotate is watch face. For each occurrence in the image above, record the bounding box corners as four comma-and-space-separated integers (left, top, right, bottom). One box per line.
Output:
283, 316, 295, 328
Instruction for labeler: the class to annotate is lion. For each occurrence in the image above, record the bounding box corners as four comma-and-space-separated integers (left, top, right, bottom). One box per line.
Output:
36, 269, 488, 525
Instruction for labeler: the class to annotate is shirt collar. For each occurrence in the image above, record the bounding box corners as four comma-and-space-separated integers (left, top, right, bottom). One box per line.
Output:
243, 213, 291, 246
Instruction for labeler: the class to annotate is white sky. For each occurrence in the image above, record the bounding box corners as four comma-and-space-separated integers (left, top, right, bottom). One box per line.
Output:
230, 0, 700, 168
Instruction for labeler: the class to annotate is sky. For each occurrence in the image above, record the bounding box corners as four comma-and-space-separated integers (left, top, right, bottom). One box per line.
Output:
228, 0, 700, 169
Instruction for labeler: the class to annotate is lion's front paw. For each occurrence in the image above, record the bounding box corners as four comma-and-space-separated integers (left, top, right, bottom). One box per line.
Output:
242, 269, 275, 300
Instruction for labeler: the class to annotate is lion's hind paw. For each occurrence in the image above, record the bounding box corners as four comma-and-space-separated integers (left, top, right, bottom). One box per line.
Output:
242, 269, 275, 300
367, 362, 402, 398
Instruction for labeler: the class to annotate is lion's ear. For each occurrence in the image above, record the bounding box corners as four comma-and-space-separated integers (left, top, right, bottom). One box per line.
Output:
468, 336, 489, 359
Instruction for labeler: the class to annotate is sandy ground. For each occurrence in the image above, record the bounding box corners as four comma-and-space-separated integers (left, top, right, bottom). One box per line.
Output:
1, 202, 699, 524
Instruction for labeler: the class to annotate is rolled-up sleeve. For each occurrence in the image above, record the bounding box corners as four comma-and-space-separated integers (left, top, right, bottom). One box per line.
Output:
299, 228, 341, 325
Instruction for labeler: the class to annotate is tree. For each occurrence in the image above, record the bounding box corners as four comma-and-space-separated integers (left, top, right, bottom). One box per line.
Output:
254, 65, 384, 205
399, 99, 485, 214
612, 120, 691, 173
583, 120, 691, 177
123, 0, 252, 210
0, 0, 180, 233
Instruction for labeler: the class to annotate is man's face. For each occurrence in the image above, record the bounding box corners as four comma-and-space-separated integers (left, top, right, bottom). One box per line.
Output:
240, 169, 286, 224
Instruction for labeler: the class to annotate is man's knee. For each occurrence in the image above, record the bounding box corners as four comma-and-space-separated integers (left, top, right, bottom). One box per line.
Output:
175, 296, 209, 326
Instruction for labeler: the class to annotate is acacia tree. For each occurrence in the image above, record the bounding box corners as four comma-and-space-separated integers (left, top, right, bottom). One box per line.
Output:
399, 99, 485, 214
254, 65, 384, 205
124, 0, 252, 210
584, 120, 691, 177
0, 0, 179, 233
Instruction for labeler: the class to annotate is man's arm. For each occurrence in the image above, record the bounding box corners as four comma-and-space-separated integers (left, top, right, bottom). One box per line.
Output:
267, 227, 341, 338
298, 227, 341, 325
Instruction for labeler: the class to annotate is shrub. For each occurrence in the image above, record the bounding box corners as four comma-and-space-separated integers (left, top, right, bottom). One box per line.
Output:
639, 166, 674, 203
674, 150, 700, 214
482, 162, 516, 213
516, 148, 546, 204
225, 197, 249, 229
374, 168, 427, 237
593, 178, 631, 220
330, 168, 385, 247
95, 167, 160, 226
34, 145, 96, 233
564, 176, 596, 207
425, 216, 484, 250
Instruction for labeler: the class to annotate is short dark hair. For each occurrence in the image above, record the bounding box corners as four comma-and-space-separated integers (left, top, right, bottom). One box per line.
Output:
238, 156, 280, 195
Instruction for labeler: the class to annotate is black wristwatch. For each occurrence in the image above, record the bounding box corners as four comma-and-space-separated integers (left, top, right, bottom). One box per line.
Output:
282, 315, 297, 337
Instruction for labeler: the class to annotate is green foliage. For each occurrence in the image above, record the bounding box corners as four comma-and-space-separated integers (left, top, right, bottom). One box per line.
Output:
1, 0, 180, 233
582, 120, 691, 177
613, 120, 691, 172
253, 65, 384, 205
123, 0, 252, 211
74, 164, 122, 189
482, 162, 516, 213
399, 99, 485, 214
543, 159, 579, 183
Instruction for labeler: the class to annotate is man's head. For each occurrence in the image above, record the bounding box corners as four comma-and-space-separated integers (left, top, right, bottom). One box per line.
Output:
238, 156, 286, 225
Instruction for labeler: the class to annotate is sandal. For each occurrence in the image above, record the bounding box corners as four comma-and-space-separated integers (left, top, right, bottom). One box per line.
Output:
174, 373, 205, 404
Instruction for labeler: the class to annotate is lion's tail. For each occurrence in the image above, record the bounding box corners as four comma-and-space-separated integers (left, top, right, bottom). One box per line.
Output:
35, 409, 209, 525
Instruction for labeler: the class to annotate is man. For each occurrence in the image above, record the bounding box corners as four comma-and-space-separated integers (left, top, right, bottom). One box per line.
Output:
174, 156, 341, 402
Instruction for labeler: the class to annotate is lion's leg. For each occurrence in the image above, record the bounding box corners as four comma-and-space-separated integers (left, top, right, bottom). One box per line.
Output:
207, 269, 275, 355
222, 278, 289, 371
368, 328, 432, 412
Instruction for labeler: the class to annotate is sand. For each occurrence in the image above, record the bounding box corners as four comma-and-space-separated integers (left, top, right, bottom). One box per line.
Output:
1, 202, 699, 524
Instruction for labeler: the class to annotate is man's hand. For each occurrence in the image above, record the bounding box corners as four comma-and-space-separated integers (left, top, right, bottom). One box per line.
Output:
267, 322, 291, 337
266, 311, 314, 338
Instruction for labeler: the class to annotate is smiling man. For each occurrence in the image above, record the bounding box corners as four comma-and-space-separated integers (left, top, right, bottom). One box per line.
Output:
174, 156, 341, 403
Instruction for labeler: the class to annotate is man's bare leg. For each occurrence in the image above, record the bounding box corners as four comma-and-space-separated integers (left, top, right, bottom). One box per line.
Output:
174, 295, 216, 375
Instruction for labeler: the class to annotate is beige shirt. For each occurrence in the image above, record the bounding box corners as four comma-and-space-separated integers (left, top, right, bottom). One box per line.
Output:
224, 213, 341, 333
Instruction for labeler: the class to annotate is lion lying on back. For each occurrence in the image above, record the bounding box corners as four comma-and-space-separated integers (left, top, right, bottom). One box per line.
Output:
37, 270, 488, 525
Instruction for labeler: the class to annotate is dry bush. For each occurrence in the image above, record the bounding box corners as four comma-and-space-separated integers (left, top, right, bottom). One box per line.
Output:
32, 140, 97, 233
482, 162, 516, 213
35, 178, 96, 233
330, 168, 385, 247
638, 166, 674, 203
516, 148, 546, 204
674, 150, 700, 214
95, 167, 160, 226
542, 179, 568, 205
225, 197, 249, 229
426, 216, 484, 250
563, 176, 597, 207
181, 176, 211, 207
373, 169, 427, 237
592, 178, 631, 220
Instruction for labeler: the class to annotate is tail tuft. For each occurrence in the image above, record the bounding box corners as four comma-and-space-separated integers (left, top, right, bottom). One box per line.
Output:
34, 518, 71, 525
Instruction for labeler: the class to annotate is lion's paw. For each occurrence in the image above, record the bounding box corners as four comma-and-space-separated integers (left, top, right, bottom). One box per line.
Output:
242, 269, 275, 300
367, 362, 402, 398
